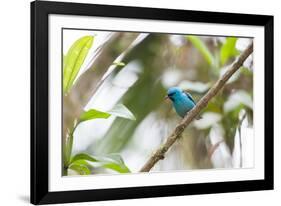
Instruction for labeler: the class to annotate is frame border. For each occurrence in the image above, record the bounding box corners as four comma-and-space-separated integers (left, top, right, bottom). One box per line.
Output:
31, 1, 274, 204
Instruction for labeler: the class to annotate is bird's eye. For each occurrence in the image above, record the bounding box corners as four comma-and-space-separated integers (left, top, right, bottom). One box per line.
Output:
168, 92, 176, 96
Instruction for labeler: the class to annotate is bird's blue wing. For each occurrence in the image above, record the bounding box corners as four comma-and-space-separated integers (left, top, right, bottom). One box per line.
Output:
184, 91, 196, 105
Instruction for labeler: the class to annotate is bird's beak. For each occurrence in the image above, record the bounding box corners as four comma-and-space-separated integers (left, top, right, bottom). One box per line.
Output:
165, 95, 169, 100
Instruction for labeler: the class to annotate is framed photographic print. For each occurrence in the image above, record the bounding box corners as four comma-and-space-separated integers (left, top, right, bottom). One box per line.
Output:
31, 0, 274, 204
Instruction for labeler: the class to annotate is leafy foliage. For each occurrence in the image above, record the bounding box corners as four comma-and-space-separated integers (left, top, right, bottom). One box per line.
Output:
107, 104, 136, 120
69, 153, 130, 175
65, 103, 135, 175
186, 35, 214, 66
220, 37, 239, 65
68, 162, 91, 175
80, 104, 136, 122
63, 35, 94, 94
80, 109, 111, 122
62, 35, 137, 175
70, 153, 98, 163
112, 61, 126, 67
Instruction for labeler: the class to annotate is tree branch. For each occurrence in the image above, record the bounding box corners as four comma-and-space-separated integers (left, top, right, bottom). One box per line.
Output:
139, 42, 253, 172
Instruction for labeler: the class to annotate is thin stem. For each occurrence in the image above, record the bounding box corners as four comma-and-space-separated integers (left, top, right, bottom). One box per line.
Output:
63, 120, 80, 170
238, 113, 247, 168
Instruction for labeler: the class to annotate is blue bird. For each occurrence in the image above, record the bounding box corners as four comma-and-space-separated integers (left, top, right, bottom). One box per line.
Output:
165, 87, 201, 119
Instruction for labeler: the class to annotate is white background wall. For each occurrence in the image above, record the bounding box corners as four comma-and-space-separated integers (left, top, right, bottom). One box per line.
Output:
0, 0, 279, 205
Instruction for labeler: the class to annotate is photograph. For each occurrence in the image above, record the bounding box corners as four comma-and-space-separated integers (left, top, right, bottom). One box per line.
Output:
62, 29, 254, 176
30, 1, 273, 204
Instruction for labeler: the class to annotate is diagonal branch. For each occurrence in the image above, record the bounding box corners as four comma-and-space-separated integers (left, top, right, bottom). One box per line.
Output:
139, 42, 253, 172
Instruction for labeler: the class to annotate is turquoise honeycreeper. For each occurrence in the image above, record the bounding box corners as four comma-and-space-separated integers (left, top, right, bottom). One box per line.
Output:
165, 87, 201, 119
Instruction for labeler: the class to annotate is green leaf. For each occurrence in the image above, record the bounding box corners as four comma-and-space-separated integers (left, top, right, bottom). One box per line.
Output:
80, 104, 136, 123
63, 35, 94, 94
187, 35, 214, 66
98, 154, 131, 173
68, 162, 91, 175
220, 37, 239, 65
70, 153, 98, 164
80, 109, 111, 122
71, 159, 93, 168
112, 61, 126, 67
108, 104, 136, 120
70, 153, 131, 174
101, 162, 130, 173
104, 153, 125, 164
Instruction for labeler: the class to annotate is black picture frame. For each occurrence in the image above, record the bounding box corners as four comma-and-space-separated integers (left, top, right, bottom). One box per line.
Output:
31, 0, 274, 204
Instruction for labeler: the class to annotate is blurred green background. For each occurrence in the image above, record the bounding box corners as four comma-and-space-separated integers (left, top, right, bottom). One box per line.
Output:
63, 30, 253, 175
